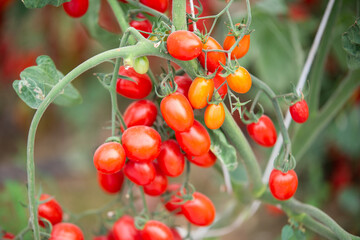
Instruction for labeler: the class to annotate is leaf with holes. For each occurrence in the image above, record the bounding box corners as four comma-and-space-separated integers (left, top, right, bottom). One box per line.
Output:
342, 18, 360, 70
22, 0, 69, 9
13, 55, 82, 109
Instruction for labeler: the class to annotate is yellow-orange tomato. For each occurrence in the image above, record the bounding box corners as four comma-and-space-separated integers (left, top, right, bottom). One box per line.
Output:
188, 77, 214, 109
223, 34, 250, 60
226, 67, 251, 94
204, 103, 225, 129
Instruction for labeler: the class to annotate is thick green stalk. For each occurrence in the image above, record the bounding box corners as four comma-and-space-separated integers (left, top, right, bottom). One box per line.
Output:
107, 0, 130, 33
172, 0, 187, 30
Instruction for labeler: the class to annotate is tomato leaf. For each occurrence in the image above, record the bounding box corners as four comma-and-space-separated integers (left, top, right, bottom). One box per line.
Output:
13, 55, 82, 109
22, 0, 69, 9
342, 18, 360, 70
281, 225, 294, 240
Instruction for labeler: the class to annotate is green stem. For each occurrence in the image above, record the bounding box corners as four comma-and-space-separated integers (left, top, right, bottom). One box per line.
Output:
140, 188, 150, 217
107, 0, 130, 33
172, 0, 187, 30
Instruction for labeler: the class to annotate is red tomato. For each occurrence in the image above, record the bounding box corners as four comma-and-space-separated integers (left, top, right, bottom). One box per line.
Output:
170, 228, 181, 240
167, 31, 202, 61
140, 0, 168, 13
50, 223, 84, 240
269, 169, 298, 201
223, 34, 250, 60
188, 77, 214, 109
130, 14, 152, 38
175, 120, 211, 156
181, 192, 215, 226
123, 100, 158, 129
97, 171, 125, 194
265, 204, 284, 216
204, 103, 225, 129
38, 194, 63, 228
186, 1, 213, 33
247, 115, 277, 147
162, 184, 183, 215
212, 73, 228, 99
174, 75, 192, 97
141, 220, 174, 240
157, 139, 185, 177
198, 36, 226, 73
2, 232, 15, 239
93, 142, 126, 174
107, 230, 116, 240
160, 92, 194, 132
187, 151, 216, 168
122, 126, 161, 162
289, 99, 309, 123
225, 66, 252, 94
124, 161, 156, 185
116, 66, 152, 99
98, 0, 121, 34
289, 3, 310, 22
143, 164, 168, 196
63, 0, 89, 18
113, 215, 142, 240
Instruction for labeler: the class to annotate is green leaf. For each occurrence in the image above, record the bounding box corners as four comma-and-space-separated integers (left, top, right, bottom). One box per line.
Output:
281, 225, 294, 240
13, 55, 82, 109
22, 0, 69, 9
294, 229, 306, 240
342, 18, 360, 69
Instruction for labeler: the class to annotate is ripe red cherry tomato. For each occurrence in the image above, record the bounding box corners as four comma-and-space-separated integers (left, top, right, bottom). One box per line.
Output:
50, 223, 84, 240
93, 142, 126, 174
175, 120, 211, 156
174, 75, 192, 97
204, 103, 225, 129
247, 115, 277, 147
143, 165, 168, 196
160, 92, 194, 132
226, 66, 252, 94
181, 192, 215, 226
167, 31, 202, 61
2, 232, 15, 239
162, 184, 183, 215
38, 194, 63, 228
97, 171, 125, 194
289, 99, 309, 123
157, 139, 185, 177
269, 169, 298, 201
212, 73, 228, 99
122, 126, 161, 162
123, 100, 158, 129
141, 220, 174, 240
198, 36, 226, 73
63, 0, 89, 18
113, 215, 142, 240
124, 161, 156, 185
116, 66, 152, 99
170, 228, 181, 240
129, 14, 152, 38
223, 34, 250, 60
187, 151, 216, 168
140, 0, 168, 13
188, 77, 214, 109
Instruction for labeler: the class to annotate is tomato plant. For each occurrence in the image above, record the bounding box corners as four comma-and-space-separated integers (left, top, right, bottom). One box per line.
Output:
140, 0, 168, 13
167, 30, 202, 61
181, 192, 215, 226
93, 142, 126, 174
97, 171, 125, 194
187, 150, 217, 168
226, 66, 252, 94
123, 100, 158, 129
157, 139, 185, 177
290, 99, 309, 123
112, 215, 142, 240
269, 169, 298, 201
174, 75, 192, 97
63, 0, 89, 18
143, 164, 168, 196
129, 14, 152, 38
247, 115, 277, 147
124, 161, 156, 185
38, 194, 63, 227
198, 36, 226, 72
204, 103, 225, 129
188, 77, 214, 109
223, 34, 250, 60
116, 66, 152, 99
50, 223, 84, 240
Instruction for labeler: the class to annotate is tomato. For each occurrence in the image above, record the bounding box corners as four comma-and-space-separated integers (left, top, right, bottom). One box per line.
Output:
289, 99, 309, 123
133, 56, 149, 74
2, 232, 15, 239
188, 77, 214, 109
170, 228, 181, 240
247, 115, 277, 147
162, 184, 183, 215
107, 230, 116, 240
113, 215, 142, 240
181, 192, 215, 226
223, 34, 250, 60
97, 171, 125, 194
143, 164, 168, 196
50, 223, 84, 240
226, 66, 251, 94
198, 36, 226, 73
187, 151, 216, 168
167, 31, 202, 61
130, 14, 152, 38
212, 73, 228, 99
124, 161, 156, 185
204, 103, 225, 129
123, 100, 158, 129
98, 0, 121, 34
265, 204, 284, 216
38, 194, 63, 228
269, 169, 298, 201
289, 3, 310, 22
140, 0, 168, 13
160, 93, 194, 132
174, 75, 192, 97
93, 142, 126, 174
122, 126, 161, 162
116, 66, 152, 99
63, 0, 89, 18
141, 220, 174, 240
157, 139, 185, 177
175, 120, 211, 156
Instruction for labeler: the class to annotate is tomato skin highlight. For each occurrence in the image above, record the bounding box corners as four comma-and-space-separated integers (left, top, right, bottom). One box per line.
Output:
167, 31, 202, 61
204, 103, 225, 129
188, 77, 214, 109
289, 99, 309, 123
212, 73, 228, 99
157, 139, 185, 177
97, 171, 125, 194
140, 0, 168, 13
187, 151, 216, 168
160, 92, 194, 132
124, 161, 156, 185
123, 100, 158, 129
129, 14, 152, 38
113, 215, 142, 240
181, 192, 215, 226
269, 169, 298, 201
226, 66, 252, 94
141, 220, 174, 240
116, 66, 152, 99
38, 194, 63, 228
143, 164, 168, 196
174, 75, 192, 97
247, 115, 277, 147
122, 126, 161, 162
93, 142, 126, 174
63, 0, 89, 18
50, 223, 84, 240
223, 34, 250, 59
198, 36, 226, 73
175, 120, 211, 156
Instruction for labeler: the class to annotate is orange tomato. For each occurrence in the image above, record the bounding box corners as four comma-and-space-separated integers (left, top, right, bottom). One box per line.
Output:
226, 67, 251, 94
204, 103, 225, 129
188, 77, 214, 109
223, 34, 250, 60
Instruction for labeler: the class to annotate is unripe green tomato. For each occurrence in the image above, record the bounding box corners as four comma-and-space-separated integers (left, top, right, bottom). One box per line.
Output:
134, 56, 149, 74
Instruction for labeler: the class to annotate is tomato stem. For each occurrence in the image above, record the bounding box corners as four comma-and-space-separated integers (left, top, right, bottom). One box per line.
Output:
140, 187, 150, 218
